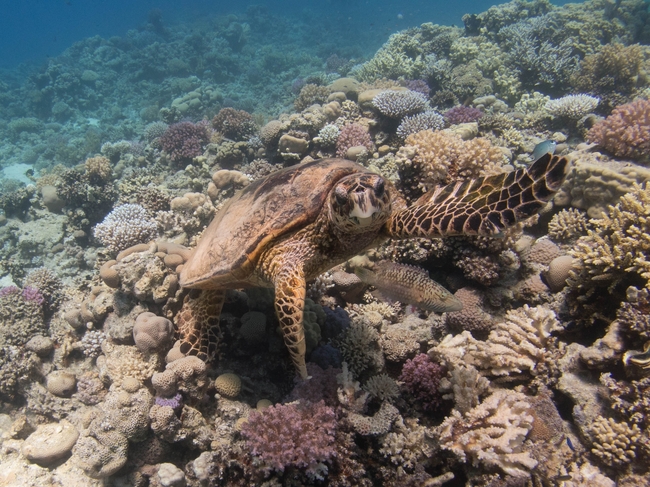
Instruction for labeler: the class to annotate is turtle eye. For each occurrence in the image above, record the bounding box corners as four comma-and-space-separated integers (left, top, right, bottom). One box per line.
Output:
374, 178, 385, 197
334, 186, 348, 206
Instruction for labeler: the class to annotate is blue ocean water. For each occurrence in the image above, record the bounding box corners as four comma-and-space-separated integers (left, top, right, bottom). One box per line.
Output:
0, 0, 572, 69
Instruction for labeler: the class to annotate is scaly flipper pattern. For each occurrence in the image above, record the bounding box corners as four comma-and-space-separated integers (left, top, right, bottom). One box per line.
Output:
387, 153, 568, 238
176, 289, 225, 362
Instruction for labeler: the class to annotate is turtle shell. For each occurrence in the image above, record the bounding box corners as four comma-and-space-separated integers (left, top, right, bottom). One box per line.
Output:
180, 158, 367, 289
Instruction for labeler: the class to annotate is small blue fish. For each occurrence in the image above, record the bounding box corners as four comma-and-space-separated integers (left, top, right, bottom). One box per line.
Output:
532, 140, 557, 162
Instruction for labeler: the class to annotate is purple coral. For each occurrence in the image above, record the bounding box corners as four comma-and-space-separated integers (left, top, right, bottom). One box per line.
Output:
240, 400, 337, 475
335, 123, 373, 157
159, 121, 209, 163
399, 353, 446, 411
0, 286, 20, 298
155, 393, 183, 412
444, 105, 484, 125
400, 79, 430, 97
21, 286, 45, 306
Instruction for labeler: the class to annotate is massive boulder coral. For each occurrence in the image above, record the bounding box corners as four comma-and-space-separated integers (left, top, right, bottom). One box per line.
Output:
436, 389, 537, 478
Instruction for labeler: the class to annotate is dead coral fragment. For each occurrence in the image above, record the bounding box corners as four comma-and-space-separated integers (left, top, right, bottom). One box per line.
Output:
437, 389, 537, 478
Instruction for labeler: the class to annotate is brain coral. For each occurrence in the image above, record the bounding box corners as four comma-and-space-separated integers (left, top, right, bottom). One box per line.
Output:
133, 312, 174, 354
94, 204, 158, 254
587, 99, 650, 160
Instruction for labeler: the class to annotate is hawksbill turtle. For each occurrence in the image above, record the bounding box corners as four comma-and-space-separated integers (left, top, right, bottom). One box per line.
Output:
179, 154, 568, 378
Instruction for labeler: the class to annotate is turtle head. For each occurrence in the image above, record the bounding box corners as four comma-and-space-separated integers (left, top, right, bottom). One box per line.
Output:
328, 173, 392, 234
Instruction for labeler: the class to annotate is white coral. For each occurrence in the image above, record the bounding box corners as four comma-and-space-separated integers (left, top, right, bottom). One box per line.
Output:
437, 389, 537, 478
545, 94, 599, 119
432, 305, 563, 377
94, 204, 158, 254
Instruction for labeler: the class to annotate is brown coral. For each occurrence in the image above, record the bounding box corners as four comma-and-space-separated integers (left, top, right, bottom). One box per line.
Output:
572, 43, 643, 96
587, 99, 650, 160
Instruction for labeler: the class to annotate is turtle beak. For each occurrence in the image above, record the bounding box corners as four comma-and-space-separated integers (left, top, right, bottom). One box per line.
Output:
349, 189, 379, 227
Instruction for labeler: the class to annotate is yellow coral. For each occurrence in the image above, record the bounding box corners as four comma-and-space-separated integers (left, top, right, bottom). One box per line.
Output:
397, 129, 506, 192
569, 183, 650, 292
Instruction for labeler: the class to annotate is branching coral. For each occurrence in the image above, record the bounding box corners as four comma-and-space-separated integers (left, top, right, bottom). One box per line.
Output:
240, 400, 337, 476
587, 416, 642, 467
573, 43, 644, 96
396, 111, 444, 140
372, 90, 427, 118
159, 121, 209, 163
548, 208, 590, 242
545, 94, 599, 119
436, 389, 537, 478
93, 204, 158, 254
587, 99, 650, 160
335, 123, 374, 158
211, 107, 258, 141
569, 183, 650, 293
399, 353, 447, 411
396, 129, 506, 193
434, 305, 563, 382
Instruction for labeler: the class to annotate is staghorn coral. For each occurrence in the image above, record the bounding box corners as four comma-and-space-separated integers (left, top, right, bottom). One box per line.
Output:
372, 90, 427, 118
240, 400, 337, 476
396, 111, 444, 140
93, 204, 158, 254
436, 389, 536, 478
569, 183, 650, 293
587, 99, 650, 160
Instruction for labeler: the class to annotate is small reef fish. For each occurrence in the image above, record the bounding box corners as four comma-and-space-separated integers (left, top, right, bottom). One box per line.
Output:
354, 261, 463, 313
531, 140, 557, 162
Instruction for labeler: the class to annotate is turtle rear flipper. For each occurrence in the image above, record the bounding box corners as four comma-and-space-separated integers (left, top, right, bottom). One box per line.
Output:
387, 153, 568, 239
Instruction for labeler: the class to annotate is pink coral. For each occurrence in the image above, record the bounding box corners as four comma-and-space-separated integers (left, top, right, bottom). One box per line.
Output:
444, 105, 484, 125
335, 123, 373, 157
241, 400, 337, 475
587, 99, 650, 160
160, 121, 209, 163
399, 353, 447, 411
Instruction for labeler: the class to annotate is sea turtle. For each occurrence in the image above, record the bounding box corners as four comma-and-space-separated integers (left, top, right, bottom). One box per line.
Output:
179, 154, 568, 378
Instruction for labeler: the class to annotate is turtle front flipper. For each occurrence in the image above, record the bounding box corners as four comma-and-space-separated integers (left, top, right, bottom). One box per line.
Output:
273, 267, 309, 380
388, 153, 568, 239
175, 289, 225, 362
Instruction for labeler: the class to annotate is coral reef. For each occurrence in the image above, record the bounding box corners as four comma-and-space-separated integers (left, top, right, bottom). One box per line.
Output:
93, 204, 158, 254
587, 99, 650, 160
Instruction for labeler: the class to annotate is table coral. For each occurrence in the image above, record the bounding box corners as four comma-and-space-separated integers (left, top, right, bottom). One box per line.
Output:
545, 94, 599, 119
372, 90, 427, 119
396, 111, 444, 140
436, 389, 537, 478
